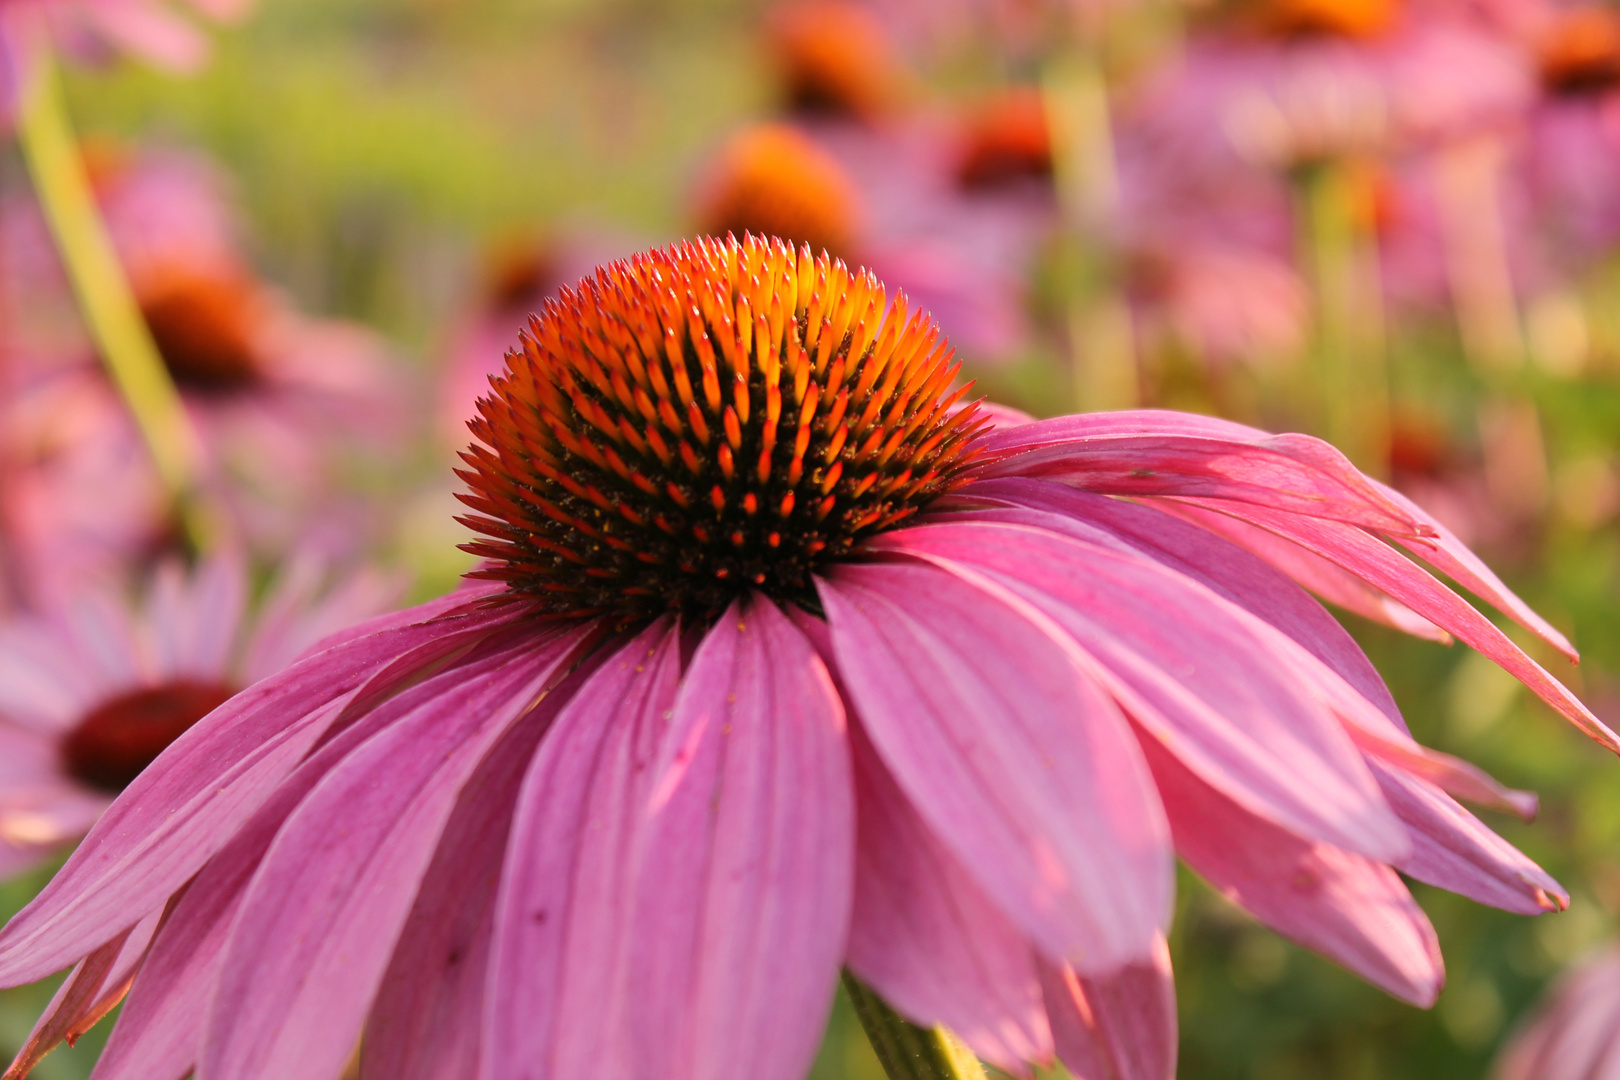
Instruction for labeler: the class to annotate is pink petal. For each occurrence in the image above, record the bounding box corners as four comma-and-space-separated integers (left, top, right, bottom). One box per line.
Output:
819, 562, 1170, 972
359, 646, 613, 1080
1037, 937, 1177, 1080
484, 622, 684, 1079
198, 625, 592, 1080
846, 725, 1053, 1071
3, 915, 150, 1080
1493, 948, 1620, 1080
489, 598, 854, 1080
0, 599, 527, 987
628, 598, 854, 1080
1372, 479, 1577, 660
955, 480, 1423, 724
1144, 737, 1443, 1006
1373, 762, 1566, 916
1144, 497, 1449, 642
91, 670, 459, 1080
977, 410, 1424, 536
81, 1, 208, 71
873, 516, 1406, 861
1161, 498, 1620, 755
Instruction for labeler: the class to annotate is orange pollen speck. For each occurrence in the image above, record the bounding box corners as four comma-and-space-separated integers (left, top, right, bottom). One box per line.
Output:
1539, 7, 1620, 95
456, 235, 988, 621
697, 125, 861, 260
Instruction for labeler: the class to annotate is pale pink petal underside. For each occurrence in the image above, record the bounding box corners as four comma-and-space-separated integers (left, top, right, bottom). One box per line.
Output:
198, 626, 590, 1080
1037, 937, 1177, 1080
845, 725, 1053, 1071
820, 562, 1170, 972
1145, 738, 1442, 1006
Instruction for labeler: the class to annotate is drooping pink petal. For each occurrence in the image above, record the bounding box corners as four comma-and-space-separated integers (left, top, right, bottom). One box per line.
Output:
1371, 479, 1577, 660
1373, 762, 1566, 917
820, 562, 1171, 972
4, 919, 141, 1080
977, 410, 1425, 536
873, 517, 1406, 859
1144, 737, 1443, 1006
484, 622, 684, 1080
197, 625, 592, 1080
1037, 937, 1177, 1080
627, 598, 854, 1080
80, 0, 210, 71
845, 724, 1053, 1071
1492, 948, 1620, 1080
1140, 496, 1449, 642
0, 599, 528, 986
1158, 498, 1619, 754
953, 479, 1429, 721
90, 664, 474, 1080
359, 647, 612, 1080
489, 598, 854, 1080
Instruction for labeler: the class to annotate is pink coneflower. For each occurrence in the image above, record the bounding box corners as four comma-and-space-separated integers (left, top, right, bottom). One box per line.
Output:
0, 0, 248, 127
0, 553, 396, 886
1, 145, 409, 566
0, 236, 1608, 1080
1492, 944, 1620, 1080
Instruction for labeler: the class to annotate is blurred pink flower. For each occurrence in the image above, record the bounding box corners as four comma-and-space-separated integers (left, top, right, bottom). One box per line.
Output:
1492, 945, 1620, 1080
0, 239, 1605, 1080
1507, 3, 1620, 270
0, 145, 413, 568
0, 553, 396, 886
0, 0, 249, 126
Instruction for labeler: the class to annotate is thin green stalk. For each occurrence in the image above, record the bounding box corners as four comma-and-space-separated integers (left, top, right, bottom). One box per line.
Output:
844, 973, 988, 1080
16, 48, 213, 549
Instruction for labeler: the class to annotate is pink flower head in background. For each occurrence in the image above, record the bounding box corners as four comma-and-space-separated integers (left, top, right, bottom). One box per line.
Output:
1492, 944, 1620, 1080
0, 144, 412, 568
0, 553, 396, 891
0, 0, 249, 126
0, 236, 1607, 1080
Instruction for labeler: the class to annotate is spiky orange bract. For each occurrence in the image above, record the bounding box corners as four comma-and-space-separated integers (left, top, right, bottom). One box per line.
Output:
456, 235, 989, 622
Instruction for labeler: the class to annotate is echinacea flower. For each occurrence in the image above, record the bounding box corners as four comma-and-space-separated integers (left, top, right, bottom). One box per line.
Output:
0, 0, 248, 127
1, 145, 410, 564
0, 553, 396, 886
1492, 944, 1620, 1080
0, 235, 1609, 1080
767, 0, 904, 123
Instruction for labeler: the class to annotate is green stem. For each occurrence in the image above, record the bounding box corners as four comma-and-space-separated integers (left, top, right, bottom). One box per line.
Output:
843, 974, 988, 1080
15, 48, 213, 549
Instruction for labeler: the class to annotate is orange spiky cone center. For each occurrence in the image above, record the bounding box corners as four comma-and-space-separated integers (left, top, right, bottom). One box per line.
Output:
956, 88, 1055, 191
456, 235, 989, 621
698, 125, 861, 260
1540, 7, 1620, 95
136, 263, 264, 393
1255, 0, 1397, 39
769, 0, 900, 121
